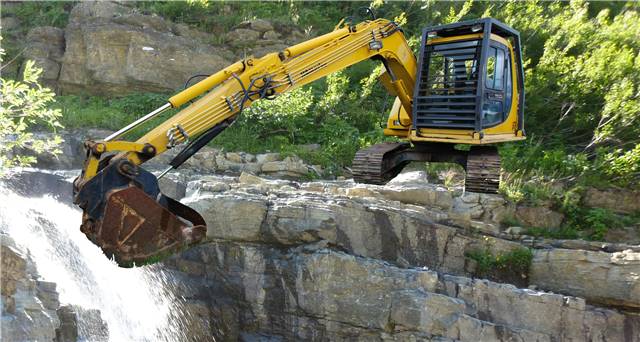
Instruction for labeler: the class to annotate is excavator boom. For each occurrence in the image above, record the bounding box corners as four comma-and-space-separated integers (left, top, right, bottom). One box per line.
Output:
74, 17, 526, 267
73, 18, 417, 267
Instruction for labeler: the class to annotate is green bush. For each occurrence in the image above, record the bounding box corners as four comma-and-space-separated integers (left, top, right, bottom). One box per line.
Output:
466, 247, 533, 279
1, 55, 63, 173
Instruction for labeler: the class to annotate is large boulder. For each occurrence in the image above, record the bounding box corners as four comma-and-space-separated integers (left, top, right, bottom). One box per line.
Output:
17, 2, 306, 96
58, 2, 232, 95
21, 26, 65, 89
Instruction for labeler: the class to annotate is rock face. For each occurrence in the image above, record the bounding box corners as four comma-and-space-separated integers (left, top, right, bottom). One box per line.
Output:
58, 1, 231, 95
0, 233, 109, 342
1, 234, 61, 342
16, 2, 306, 96
156, 173, 640, 340
531, 248, 640, 309
584, 187, 640, 214
167, 243, 638, 341
21, 26, 65, 90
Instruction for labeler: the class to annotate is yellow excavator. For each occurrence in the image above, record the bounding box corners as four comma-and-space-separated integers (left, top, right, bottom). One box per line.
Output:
73, 17, 525, 267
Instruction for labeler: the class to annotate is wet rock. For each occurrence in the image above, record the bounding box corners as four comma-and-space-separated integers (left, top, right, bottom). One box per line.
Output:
55, 305, 79, 342
1, 234, 60, 342
55, 305, 109, 342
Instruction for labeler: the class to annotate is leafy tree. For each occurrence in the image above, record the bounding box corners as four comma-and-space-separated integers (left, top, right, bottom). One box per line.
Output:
0, 36, 63, 175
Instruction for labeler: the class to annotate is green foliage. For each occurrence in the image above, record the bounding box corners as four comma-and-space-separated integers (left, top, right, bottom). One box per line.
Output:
137, 1, 366, 38
9, 1, 637, 191
57, 92, 175, 137
466, 247, 533, 279
0, 53, 63, 174
1, 2, 72, 32
564, 206, 637, 241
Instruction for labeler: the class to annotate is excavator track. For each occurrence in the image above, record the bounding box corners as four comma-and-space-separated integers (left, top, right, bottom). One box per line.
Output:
465, 146, 501, 194
352, 142, 410, 185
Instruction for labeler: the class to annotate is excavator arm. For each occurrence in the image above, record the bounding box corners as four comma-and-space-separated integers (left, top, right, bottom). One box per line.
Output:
73, 18, 417, 267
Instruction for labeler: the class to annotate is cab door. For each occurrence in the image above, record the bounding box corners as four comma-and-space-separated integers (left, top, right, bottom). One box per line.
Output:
482, 41, 512, 128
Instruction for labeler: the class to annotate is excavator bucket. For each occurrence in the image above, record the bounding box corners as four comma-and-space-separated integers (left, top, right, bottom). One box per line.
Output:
73, 159, 206, 267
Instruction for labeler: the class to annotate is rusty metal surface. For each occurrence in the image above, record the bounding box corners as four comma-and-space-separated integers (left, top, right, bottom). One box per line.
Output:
80, 186, 206, 267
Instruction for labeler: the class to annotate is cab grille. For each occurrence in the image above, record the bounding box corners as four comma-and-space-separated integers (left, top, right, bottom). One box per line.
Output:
414, 39, 481, 129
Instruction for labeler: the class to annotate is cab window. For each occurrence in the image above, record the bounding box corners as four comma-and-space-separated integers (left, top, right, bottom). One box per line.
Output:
485, 47, 505, 90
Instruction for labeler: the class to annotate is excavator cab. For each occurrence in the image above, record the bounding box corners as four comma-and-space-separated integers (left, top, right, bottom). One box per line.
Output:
354, 18, 525, 193
412, 18, 525, 142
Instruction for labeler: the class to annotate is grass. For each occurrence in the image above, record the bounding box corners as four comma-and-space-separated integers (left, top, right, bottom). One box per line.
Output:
466, 247, 533, 285
56, 93, 178, 141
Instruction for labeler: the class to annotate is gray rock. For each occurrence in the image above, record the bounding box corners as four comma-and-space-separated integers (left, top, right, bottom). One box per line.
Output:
530, 248, 640, 308
256, 153, 281, 164
59, 2, 231, 95
515, 205, 564, 229
584, 187, 640, 214
249, 19, 274, 33
158, 176, 187, 199
1, 16, 21, 30
226, 28, 262, 46
167, 242, 636, 341
22, 26, 65, 89
1, 235, 60, 342
263, 30, 281, 40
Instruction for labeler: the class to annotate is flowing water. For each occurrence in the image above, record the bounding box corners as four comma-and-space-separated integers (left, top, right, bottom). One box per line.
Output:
0, 173, 189, 341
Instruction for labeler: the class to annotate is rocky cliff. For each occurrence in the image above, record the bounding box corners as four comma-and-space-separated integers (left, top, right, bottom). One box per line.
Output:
3, 1, 306, 95
2, 165, 639, 341
1, 233, 108, 342
156, 172, 640, 341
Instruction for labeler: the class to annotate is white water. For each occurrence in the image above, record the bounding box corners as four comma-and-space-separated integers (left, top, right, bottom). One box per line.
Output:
0, 186, 189, 341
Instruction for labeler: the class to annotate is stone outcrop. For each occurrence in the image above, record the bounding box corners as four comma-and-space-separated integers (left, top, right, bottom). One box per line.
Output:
170, 173, 640, 314
0, 233, 109, 342
14, 1, 306, 96
3, 169, 640, 341
58, 1, 232, 95
18, 130, 319, 180
21, 26, 65, 90
584, 187, 640, 214
531, 248, 640, 309
165, 242, 639, 341
1, 233, 61, 342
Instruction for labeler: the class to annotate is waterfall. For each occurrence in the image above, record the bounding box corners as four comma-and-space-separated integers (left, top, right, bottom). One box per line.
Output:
0, 174, 189, 342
